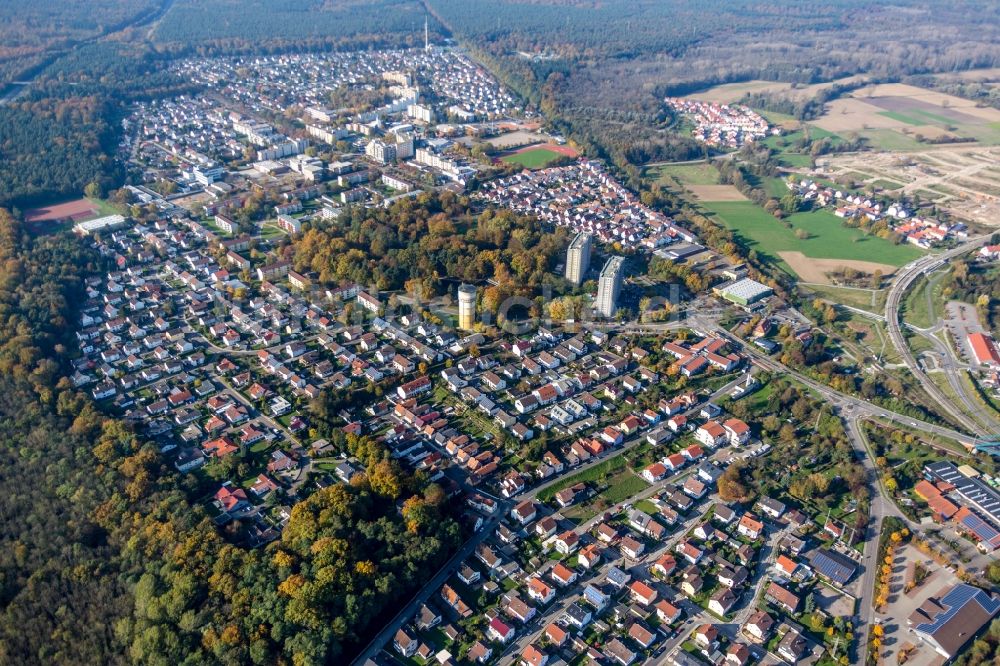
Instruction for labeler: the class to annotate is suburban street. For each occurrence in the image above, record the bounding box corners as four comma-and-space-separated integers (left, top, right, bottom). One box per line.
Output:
354, 296, 998, 666
356, 369, 756, 665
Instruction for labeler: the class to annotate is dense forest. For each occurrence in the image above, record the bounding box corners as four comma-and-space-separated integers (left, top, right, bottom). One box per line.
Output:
291, 191, 570, 297
0, 203, 464, 665
427, 0, 1000, 177
0, 95, 120, 206
0, 0, 163, 87
0, 41, 199, 208
151, 0, 443, 56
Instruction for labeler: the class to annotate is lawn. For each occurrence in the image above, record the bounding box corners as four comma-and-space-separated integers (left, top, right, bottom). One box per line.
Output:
757, 109, 798, 125
564, 469, 651, 522
900, 267, 948, 329
501, 147, 564, 169
536, 453, 629, 503
803, 283, 885, 311
259, 223, 288, 239
777, 152, 814, 168
647, 162, 720, 186
635, 499, 659, 515
86, 197, 127, 218
698, 200, 924, 275
602, 473, 650, 505
762, 176, 790, 198
856, 129, 928, 152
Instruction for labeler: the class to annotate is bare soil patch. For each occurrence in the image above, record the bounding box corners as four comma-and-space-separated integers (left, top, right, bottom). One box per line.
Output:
687, 184, 747, 201
812, 98, 905, 132
779, 251, 897, 284
487, 130, 550, 149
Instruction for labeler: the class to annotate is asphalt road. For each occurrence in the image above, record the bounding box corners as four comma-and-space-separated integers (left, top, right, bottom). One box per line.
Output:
882, 235, 999, 438
843, 416, 909, 660
352, 369, 752, 665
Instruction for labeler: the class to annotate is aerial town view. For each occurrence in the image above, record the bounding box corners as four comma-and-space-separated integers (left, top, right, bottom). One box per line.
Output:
4, 2, 1000, 666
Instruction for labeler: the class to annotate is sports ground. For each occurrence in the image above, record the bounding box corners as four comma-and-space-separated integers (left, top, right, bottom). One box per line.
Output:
24, 198, 100, 223
500, 143, 579, 169
23, 197, 122, 234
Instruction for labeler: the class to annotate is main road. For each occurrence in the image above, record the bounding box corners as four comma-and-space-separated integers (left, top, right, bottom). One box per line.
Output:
882, 235, 1000, 438
842, 415, 914, 661
624, 316, 986, 448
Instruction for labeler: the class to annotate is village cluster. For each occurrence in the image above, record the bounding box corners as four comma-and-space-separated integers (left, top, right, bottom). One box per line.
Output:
664, 99, 774, 149
786, 179, 968, 249
478, 161, 703, 255
390, 380, 879, 666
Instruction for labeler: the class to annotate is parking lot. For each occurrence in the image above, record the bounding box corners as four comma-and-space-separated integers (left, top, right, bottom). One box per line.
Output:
875, 544, 956, 666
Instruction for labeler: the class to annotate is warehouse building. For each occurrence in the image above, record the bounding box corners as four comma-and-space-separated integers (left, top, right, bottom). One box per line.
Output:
713, 278, 773, 308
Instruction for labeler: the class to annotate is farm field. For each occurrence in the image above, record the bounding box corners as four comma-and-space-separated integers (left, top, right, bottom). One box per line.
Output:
698, 200, 923, 281
809, 83, 1000, 150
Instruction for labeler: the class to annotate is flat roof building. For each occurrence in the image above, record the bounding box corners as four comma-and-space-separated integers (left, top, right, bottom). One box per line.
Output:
596, 256, 624, 318
925, 461, 1000, 528
713, 278, 773, 307
73, 214, 128, 236
565, 232, 592, 286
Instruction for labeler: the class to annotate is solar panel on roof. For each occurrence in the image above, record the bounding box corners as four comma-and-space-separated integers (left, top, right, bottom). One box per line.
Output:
914, 584, 1000, 635
810, 549, 857, 584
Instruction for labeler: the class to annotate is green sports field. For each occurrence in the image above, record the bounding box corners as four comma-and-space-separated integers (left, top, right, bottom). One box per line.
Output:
699, 201, 924, 275
502, 147, 564, 169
